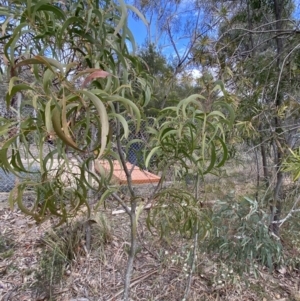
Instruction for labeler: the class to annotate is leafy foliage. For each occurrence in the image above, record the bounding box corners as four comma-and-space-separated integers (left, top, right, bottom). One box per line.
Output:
146, 84, 234, 176
34, 246, 67, 300
145, 82, 235, 241
147, 187, 211, 241
0, 0, 152, 225
205, 196, 283, 273
283, 148, 300, 181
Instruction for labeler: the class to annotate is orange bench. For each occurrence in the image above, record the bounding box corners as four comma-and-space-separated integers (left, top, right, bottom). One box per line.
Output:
96, 160, 160, 185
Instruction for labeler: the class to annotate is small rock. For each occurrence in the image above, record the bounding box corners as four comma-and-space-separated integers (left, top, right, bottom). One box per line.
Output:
277, 266, 287, 274
15, 219, 27, 227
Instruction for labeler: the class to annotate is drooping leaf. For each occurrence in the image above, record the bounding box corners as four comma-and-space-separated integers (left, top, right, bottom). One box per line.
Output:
80, 90, 109, 158
82, 70, 112, 88
51, 105, 80, 150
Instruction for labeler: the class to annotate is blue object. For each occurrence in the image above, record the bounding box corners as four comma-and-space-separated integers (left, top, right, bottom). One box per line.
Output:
128, 142, 145, 169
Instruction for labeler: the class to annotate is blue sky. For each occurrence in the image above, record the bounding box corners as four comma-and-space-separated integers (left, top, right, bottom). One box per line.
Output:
128, 17, 147, 47
127, 10, 197, 63
126, 1, 300, 82
128, 0, 300, 51
126, 1, 197, 55
127, 11, 203, 81
126, 4, 206, 80
126, 2, 215, 62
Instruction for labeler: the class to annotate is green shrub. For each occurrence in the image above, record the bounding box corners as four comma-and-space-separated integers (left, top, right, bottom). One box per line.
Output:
204, 195, 283, 274
0, 233, 14, 259
33, 222, 84, 299
34, 248, 67, 300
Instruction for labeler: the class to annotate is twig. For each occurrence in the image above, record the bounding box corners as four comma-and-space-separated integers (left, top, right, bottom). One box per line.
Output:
272, 195, 300, 227
274, 43, 300, 105
107, 269, 159, 301
115, 102, 135, 198
16, 92, 22, 148
111, 192, 131, 215
112, 203, 154, 215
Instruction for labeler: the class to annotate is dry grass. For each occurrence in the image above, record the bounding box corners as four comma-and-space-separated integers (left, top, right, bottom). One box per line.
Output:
0, 203, 299, 301
1, 156, 300, 301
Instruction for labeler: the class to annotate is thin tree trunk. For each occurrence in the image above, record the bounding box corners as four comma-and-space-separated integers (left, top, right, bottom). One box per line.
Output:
259, 122, 269, 189
248, 0, 271, 196
247, 0, 254, 56
86, 123, 96, 252
183, 174, 200, 301
123, 203, 137, 300
114, 101, 137, 300
254, 148, 260, 200
270, 0, 284, 236
260, 143, 269, 188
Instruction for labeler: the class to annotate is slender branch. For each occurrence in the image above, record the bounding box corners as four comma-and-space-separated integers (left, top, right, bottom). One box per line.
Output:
85, 122, 97, 252
226, 31, 294, 63
123, 205, 137, 300
229, 28, 297, 34
254, 148, 260, 200
274, 43, 300, 104
167, 22, 181, 62
115, 102, 135, 197
114, 92, 137, 300
74, 154, 128, 220
111, 192, 131, 215
272, 195, 300, 227
218, 18, 296, 40
107, 269, 159, 301
16, 92, 22, 148
182, 174, 199, 301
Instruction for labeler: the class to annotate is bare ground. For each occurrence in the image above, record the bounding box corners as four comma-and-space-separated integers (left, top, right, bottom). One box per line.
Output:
1, 198, 300, 301
1, 158, 300, 301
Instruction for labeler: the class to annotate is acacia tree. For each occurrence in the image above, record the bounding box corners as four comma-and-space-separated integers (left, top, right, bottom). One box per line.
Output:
134, 0, 300, 270
0, 0, 235, 299
209, 0, 300, 236
0, 0, 153, 298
